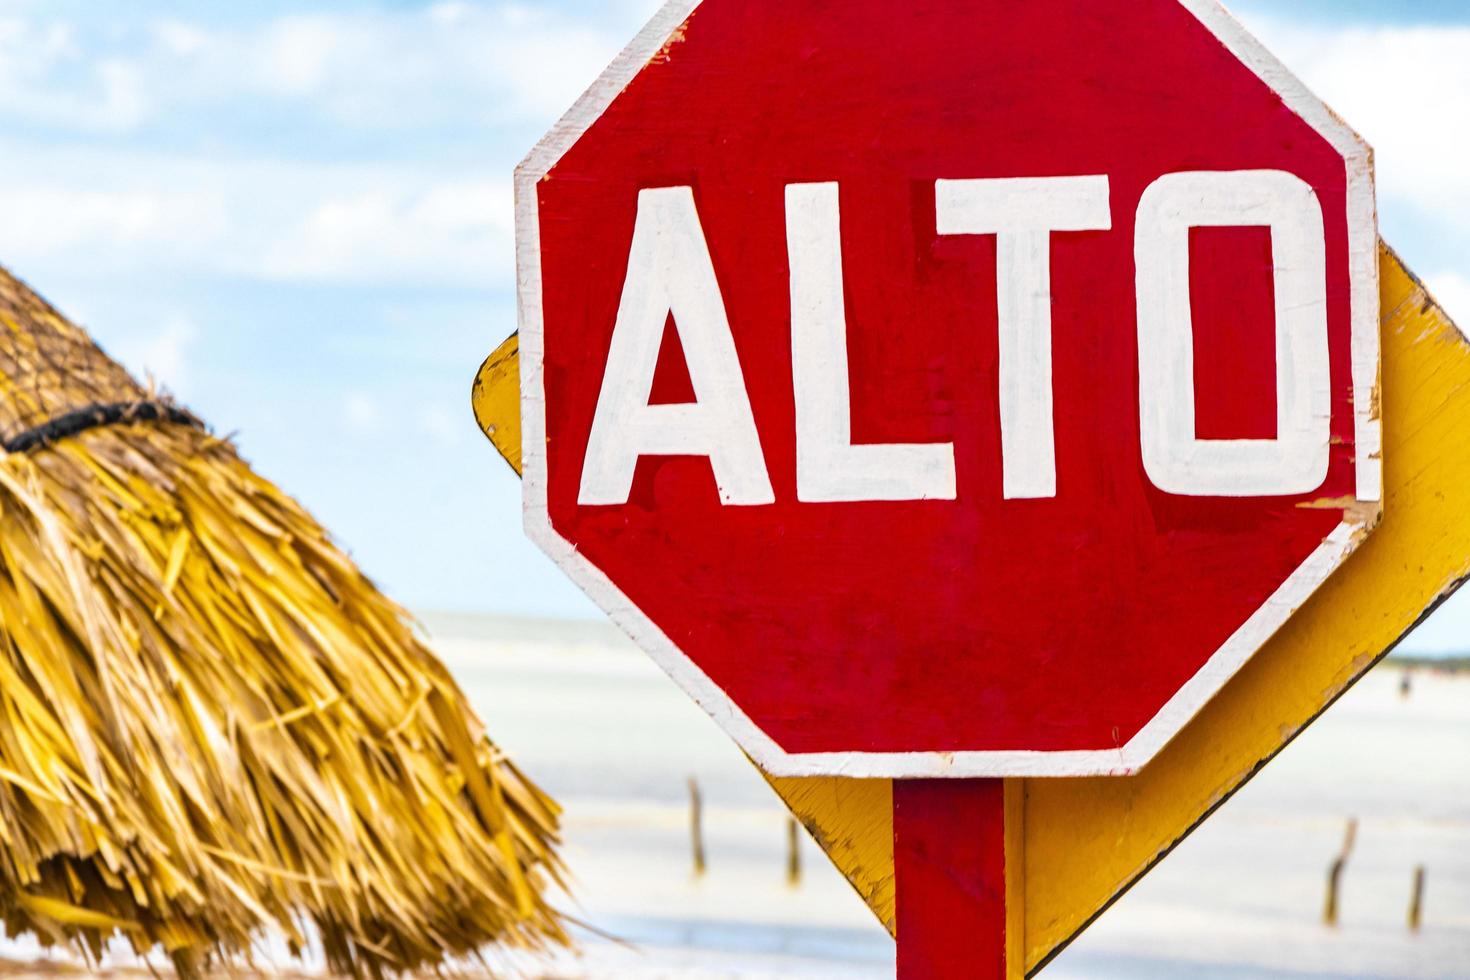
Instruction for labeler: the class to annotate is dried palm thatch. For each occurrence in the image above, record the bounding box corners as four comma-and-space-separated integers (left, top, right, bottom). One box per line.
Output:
0, 269, 568, 976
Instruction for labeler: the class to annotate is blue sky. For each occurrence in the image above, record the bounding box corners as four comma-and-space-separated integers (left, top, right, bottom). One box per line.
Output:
0, 0, 1467, 653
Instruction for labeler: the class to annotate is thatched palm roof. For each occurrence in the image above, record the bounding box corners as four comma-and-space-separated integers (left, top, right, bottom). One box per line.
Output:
0, 269, 567, 976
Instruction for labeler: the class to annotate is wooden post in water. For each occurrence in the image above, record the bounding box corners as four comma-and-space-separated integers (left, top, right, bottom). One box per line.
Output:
688, 777, 707, 877
786, 816, 802, 886
1324, 818, 1358, 927
1409, 866, 1426, 932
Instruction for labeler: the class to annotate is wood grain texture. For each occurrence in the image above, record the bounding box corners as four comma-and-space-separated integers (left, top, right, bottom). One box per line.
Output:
894, 779, 1010, 979
766, 773, 896, 933
1020, 244, 1470, 971
471, 334, 522, 475
471, 243, 1468, 974
1006, 778, 1026, 974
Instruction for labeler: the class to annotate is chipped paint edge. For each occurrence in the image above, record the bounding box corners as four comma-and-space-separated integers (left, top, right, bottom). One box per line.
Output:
1179, 0, 1382, 502
516, 0, 1381, 778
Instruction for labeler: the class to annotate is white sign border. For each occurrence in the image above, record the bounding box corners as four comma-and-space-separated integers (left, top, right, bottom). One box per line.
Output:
516, 0, 1380, 778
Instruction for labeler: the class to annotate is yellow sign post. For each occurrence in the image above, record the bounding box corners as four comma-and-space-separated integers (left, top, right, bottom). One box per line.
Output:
473, 244, 1468, 975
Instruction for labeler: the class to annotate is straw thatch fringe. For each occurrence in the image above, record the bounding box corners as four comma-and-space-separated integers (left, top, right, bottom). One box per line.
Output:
0, 272, 568, 976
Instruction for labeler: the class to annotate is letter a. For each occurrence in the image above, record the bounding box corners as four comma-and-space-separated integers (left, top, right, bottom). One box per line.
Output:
579, 186, 774, 506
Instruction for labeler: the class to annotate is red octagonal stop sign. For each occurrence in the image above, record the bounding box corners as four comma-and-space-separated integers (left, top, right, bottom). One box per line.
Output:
518, 0, 1379, 777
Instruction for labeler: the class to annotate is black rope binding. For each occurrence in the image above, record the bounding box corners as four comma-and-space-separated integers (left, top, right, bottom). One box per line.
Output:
3, 401, 204, 454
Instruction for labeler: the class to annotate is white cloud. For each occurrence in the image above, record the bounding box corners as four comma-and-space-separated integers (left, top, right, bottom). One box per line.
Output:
613, 0, 667, 26
0, 184, 229, 257
149, 5, 619, 128
259, 179, 514, 285
0, 4, 630, 135
418, 404, 463, 447
0, 5, 625, 287
342, 393, 380, 432
94, 58, 147, 129
108, 315, 197, 394
260, 16, 340, 96
0, 141, 515, 287
1238, 16, 1470, 217
427, 3, 474, 28
152, 20, 206, 58
0, 17, 151, 131
1427, 272, 1470, 331
0, 5, 1462, 299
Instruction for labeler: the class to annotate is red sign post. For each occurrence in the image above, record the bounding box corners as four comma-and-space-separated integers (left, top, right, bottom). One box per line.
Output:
518, 1, 1378, 975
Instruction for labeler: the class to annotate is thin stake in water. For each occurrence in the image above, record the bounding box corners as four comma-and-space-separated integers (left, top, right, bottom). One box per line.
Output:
786, 816, 802, 887
1324, 817, 1358, 927
689, 776, 707, 877
1409, 865, 1426, 932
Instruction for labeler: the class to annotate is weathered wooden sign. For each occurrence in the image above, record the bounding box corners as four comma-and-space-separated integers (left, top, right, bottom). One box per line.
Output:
482, 248, 1470, 978
480, 247, 1470, 976
498, 1, 1408, 976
